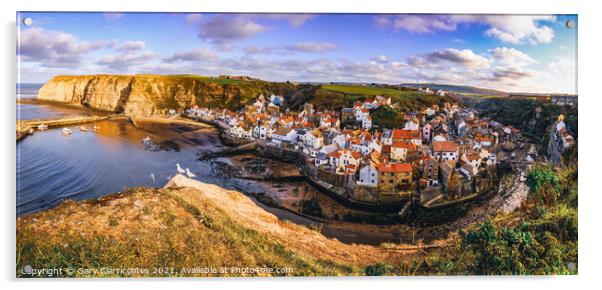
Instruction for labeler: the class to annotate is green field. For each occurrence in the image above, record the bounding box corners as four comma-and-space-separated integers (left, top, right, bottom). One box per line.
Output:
322, 84, 417, 97
165, 74, 257, 85
316, 83, 452, 114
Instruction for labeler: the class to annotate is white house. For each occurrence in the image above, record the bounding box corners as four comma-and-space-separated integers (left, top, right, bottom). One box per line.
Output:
350, 139, 371, 156
228, 126, 245, 139
357, 164, 378, 187
304, 129, 324, 149
362, 116, 372, 130
404, 119, 420, 130
368, 139, 382, 154
328, 150, 341, 168
462, 151, 481, 169
332, 134, 348, 149
432, 141, 458, 161
252, 125, 268, 140
339, 149, 361, 167
381, 129, 393, 145
391, 142, 416, 162
422, 123, 432, 142
271, 128, 297, 145
242, 127, 253, 140
355, 108, 370, 121
314, 152, 329, 167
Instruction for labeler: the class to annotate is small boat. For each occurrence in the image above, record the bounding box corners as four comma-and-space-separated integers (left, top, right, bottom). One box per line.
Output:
142, 136, 151, 143
92, 125, 100, 131
37, 124, 48, 130
79, 126, 87, 132
62, 128, 72, 136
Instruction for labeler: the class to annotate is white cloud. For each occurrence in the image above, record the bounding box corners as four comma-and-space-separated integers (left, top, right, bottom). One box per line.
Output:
375, 15, 557, 44
196, 15, 266, 48
18, 27, 113, 67
375, 15, 456, 33
408, 48, 490, 68
118, 40, 146, 52
547, 56, 576, 78
263, 14, 315, 28
490, 47, 537, 67
243, 45, 279, 55
391, 61, 407, 69
164, 48, 218, 62
491, 66, 535, 80
185, 14, 203, 25
477, 15, 555, 44
371, 55, 388, 63
284, 42, 338, 53
97, 50, 155, 70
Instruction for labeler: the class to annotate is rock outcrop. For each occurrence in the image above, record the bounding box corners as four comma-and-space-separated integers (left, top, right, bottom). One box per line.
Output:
37, 74, 317, 117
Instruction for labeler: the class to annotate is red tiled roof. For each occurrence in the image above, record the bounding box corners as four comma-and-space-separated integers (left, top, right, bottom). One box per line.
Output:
381, 145, 391, 154
377, 163, 412, 173
392, 129, 421, 140
433, 141, 457, 152
391, 141, 417, 151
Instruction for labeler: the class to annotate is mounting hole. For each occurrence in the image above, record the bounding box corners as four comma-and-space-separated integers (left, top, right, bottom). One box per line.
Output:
566, 20, 575, 29
23, 17, 33, 26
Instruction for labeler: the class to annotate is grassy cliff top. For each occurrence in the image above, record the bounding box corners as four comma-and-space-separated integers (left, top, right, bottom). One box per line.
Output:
17, 175, 425, 277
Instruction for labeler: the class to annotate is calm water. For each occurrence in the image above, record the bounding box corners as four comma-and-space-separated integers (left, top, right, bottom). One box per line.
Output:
16, 117, 224, 215
16, 83, 98, 121
17, 102, 98, 121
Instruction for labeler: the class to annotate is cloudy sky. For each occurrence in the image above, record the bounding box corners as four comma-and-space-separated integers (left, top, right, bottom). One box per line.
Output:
17, 13, 577, 93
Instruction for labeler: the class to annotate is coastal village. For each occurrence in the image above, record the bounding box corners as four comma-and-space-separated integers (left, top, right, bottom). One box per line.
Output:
184, 88, 574, 209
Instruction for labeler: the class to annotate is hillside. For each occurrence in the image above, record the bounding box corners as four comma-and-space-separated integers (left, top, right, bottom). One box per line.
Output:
17, 175, 435, 277
37, 74, 319, 117
314, 84, 453, 111
475, 98, 578, 141
401, 83, 508, 97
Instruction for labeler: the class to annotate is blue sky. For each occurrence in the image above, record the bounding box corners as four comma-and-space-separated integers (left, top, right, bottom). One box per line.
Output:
17, 13, 577, 93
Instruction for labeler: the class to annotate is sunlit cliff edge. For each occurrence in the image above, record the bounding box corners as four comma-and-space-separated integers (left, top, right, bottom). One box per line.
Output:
36, 74, 317, 117
16, 175, 436, 277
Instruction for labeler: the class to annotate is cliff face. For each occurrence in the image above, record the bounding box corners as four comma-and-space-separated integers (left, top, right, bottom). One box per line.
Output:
37, 74, 316, 117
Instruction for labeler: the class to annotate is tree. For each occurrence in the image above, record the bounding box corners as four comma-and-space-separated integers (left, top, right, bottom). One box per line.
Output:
526, 165, 560, 206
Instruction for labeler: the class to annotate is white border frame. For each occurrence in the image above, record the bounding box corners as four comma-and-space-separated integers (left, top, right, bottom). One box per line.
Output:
3, 0, 599, 289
